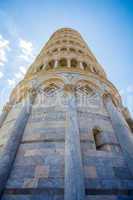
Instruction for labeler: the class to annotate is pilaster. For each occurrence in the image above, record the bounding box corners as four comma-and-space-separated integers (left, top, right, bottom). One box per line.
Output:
64, 84, 85, 200
0, 88, 36, 197
104, 95, 133, 176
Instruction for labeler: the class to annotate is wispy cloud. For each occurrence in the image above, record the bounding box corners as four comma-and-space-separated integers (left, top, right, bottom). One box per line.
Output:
14, 72, 23, 80
7, 79, 16, 87
7, 65, 27, 87
19, 39, 34, 62
19, 66, 27, 74
14, 65, 27, 80
0, 71, 4, 79
0, 34, 10, 66
6, 38, 34, 87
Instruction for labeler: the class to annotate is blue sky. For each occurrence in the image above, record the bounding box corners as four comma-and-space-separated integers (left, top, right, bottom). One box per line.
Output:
0, 0, 133, 115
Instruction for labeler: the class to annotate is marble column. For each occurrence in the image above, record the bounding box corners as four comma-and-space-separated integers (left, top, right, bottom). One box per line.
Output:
0, 89, 36, 197
0, 103, 12, 128
54, 60, 58, 68
104, 95, 133, 176
64, 84, 85, 200
79, 62, 84, 70
67, 59, 71, 68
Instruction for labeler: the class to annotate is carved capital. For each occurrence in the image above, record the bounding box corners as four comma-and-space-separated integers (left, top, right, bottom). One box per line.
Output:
63, 84, 76, 94
103, 92, 118, 107
3, 103, 12, 112
29, 88, 37, 96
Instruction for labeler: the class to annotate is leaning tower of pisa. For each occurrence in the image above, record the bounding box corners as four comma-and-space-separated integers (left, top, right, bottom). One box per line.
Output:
0, 28, 133, 200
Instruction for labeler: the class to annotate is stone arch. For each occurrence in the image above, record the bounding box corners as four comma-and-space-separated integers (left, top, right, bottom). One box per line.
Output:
36, 78, 65, 105
69, 40, 74, 45
92, 127, 103, 150
76, 82, 94, 96
40, 78, 65, 91
74, 79, 100, 94
9, 81, 36, 104
59, 58, 67, 67
102, 92, 118, 108
82, 62, 89, 71
78, 49, 83, 54
62, 39, 67, 43
45, 60, 55, 70
52, 48, 58, 53
60, 47, 67, 52
71, 58, 78, 68
69, 48, 76, 53
75, 80, 99, 108
38, 64, 44, 71
43, 83, 61, 96
93, 67, 99, 75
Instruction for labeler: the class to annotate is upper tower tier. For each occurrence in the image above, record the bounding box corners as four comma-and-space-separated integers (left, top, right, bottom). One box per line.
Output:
26, 28, 107, 78
10, 27, 122, 106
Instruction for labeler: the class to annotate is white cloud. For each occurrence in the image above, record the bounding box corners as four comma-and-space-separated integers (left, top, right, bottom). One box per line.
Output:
14, 66, 27, 81
7, 65, 28, 87
19, 66, 26, 75
19, 39, 34, 62
0, 34, 10, 66
7, 79, 16, 87
14, 72, 23, 79
0, 71, 4, 79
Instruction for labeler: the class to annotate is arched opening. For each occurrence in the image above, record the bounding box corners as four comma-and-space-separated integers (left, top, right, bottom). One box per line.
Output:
56, 41, 60, 45
69, 48, 76, 53
62, 40, 67, 43
45, 60, 55, 70
71, 59, 78, 68
93, 127, 102, 150
93, 67, 99, 74
69, 40, 74, 45
82, 62, 88, 70
60, 47, 67, 52
59, 58, 67, 67
78, 50, 83, 54
44, 83, 61, 96
52, 48, 58, 53
38, 64, 44, 71
76, 84, 94, 96
76, 81, 96, 107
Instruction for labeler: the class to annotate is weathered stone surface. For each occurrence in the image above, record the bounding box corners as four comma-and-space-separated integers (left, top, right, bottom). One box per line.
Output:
64, 88, 85, 200
0, 94, 35, 196
84, 166, 97, 178
104, 96, 133, 177
1, 28, 133, 200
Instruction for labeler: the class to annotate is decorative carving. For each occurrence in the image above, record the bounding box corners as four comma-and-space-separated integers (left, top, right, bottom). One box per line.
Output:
27, 88, 37, 97
58, 72, 80, 83
63, 84, 75, 94
3, 102, 12, 112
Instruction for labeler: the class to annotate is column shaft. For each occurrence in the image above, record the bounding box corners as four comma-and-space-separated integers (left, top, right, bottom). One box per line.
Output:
0, 112, 8, 128
79, 62, 84, 70
0, 92, 35, 197
0, 104, 11, 128
54, 60, 58, 68
67, 59, 71, 68
104, 96, 133, 176
64, 86, 85, 200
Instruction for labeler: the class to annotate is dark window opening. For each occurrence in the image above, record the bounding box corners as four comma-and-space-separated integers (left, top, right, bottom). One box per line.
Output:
93, 127, 102, 150
82, 62, 88, 70
60, 48, 67, 51
39, 64, 44, 70
59, 58, 67, 67
71, 59, 78, 68
70, 48, 76, 52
